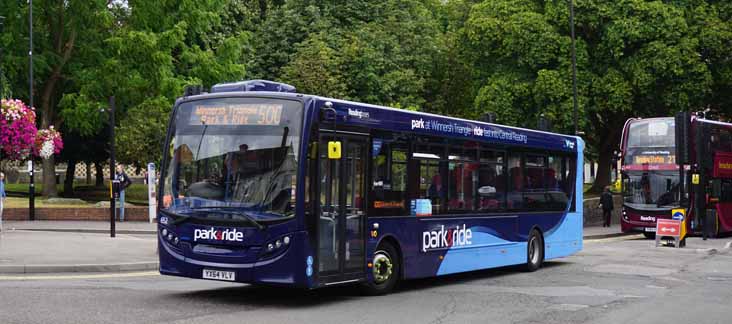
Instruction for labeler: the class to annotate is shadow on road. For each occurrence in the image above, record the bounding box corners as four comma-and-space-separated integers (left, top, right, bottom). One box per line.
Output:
165, 261, 572, 307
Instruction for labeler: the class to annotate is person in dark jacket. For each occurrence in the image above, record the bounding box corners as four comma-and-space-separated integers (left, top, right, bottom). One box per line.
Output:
116, 165, 132, 221
599, 186, 614, 227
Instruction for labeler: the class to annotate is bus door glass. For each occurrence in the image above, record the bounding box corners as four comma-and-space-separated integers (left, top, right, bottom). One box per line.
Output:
318, 135, 367, 280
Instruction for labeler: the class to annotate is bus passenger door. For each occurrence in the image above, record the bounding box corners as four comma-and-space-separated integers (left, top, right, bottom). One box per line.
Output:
317, 135, 367, 284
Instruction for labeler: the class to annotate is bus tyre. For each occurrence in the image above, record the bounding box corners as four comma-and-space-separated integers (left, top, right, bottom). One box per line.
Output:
525, 229, 544, 272
643, 232, 655, 239
362, 242, 400, 295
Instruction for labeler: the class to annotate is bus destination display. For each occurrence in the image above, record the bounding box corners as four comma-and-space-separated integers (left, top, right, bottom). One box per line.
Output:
190, 104, 283, 126
633, 154, 675, 165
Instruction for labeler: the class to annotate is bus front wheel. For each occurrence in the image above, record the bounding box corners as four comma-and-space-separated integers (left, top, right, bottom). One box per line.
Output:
525, 229, 544, 272
362, 241, 400, 295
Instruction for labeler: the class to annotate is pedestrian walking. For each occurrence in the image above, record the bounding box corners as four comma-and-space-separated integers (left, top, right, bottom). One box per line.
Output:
116, 165, 132, 222
599, 186, 614, 227
0, 172, 6, 232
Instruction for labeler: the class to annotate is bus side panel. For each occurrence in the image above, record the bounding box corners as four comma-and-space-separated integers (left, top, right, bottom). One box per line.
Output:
371, 216, 534, 279
366, 217, 419, 280
545, 138, 584, 260
543, 211, 582, 260
433, 218, 525, 277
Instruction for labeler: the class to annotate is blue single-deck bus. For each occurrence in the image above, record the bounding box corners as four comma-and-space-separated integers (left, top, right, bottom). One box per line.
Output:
157, 80, 584, 294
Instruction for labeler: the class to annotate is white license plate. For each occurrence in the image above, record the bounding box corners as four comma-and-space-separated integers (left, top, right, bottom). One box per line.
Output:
645, 227, 657, 233
202, 269, 235, 281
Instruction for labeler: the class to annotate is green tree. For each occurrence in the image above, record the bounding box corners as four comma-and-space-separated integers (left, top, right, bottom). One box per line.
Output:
280, 33, 347, 97
0, 0, 112, 197
462, 0, 716, 192
60, 0, 252, 169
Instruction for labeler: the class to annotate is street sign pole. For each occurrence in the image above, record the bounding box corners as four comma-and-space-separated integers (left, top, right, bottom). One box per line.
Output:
147, 163, 156, 223
28, 0, 35, 221
0, 15, 5, 98
109, 96, 116, 238
569, 0, 579, 136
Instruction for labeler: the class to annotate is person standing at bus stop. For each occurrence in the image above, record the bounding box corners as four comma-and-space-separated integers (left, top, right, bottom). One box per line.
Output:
0, 172, 6, 232
116, 165, 132, 221
599, 186, 614, 227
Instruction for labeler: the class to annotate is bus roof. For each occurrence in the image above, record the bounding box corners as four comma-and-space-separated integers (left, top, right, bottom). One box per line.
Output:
177, 89, 580, 153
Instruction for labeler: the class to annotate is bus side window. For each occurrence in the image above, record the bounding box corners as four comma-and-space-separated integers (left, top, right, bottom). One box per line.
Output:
447, 143, 478, 213
411, 143, 446, 215
477, 150, 505, 211
721, 180, 732, 203
546, 155, 569, 211
369, 138, 408, 216
507, 154, 523, 209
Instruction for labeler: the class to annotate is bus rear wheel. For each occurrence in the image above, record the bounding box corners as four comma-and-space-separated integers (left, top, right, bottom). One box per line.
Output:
643, 232, 655, 239
362, 241, 400, 295
525, 229, 544, 272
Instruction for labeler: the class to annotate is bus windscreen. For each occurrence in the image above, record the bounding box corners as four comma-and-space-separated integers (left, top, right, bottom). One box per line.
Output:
161, 97, 303, 224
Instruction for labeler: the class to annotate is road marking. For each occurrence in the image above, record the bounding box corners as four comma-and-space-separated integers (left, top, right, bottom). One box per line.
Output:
0, 271, 160, 281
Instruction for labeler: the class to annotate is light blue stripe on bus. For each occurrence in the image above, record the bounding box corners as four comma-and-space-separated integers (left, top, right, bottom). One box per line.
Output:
437, 231, 525, 275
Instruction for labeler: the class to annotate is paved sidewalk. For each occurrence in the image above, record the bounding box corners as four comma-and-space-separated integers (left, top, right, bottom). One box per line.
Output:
0, 226, 158, 274
583, 223, 633, 240
3, 221, 156, 235
0, 218, 630, 275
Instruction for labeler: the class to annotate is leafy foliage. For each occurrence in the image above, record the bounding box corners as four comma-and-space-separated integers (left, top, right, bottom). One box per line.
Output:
1, 0, 732, 194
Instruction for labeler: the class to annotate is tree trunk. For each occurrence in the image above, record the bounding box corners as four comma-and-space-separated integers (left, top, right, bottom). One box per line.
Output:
39, 157, 57, 197
95, 162, 104, 187
86, 161, 92, 185
38, 30, 76, 198
589, 145, 614, 194
64, 159, 76, 197
258, 0, 268, 20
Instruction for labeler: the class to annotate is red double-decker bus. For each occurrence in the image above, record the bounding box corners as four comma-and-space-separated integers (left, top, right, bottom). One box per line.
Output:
619, 115, 732, 238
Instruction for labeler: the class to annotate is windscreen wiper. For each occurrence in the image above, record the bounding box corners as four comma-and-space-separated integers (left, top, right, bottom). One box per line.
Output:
191, 207, 266, 230
221, 210, 266, 231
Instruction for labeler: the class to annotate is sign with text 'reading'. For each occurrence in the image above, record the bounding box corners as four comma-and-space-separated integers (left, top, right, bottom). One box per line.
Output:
714, 152, 732, 178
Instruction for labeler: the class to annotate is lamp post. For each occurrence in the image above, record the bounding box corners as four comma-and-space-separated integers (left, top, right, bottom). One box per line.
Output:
29, 0, 35, 221
0, 15, 5, 98
102, 96, 116, 237
569, 0, 579, 136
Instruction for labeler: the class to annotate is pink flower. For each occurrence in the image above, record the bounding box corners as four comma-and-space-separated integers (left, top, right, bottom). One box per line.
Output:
0, 98, 42, 161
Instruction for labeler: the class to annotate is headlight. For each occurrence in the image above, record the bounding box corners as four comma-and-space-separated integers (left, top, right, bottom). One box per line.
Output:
260, 235, 292, 259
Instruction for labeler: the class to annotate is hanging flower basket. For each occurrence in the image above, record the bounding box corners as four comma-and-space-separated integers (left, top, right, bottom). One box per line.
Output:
0, 98, 64, 161
35, 126, 64, 159
0, 99, 38, 161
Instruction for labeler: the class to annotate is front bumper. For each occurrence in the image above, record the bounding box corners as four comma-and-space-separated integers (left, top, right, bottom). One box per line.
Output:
158, 231, 313, 288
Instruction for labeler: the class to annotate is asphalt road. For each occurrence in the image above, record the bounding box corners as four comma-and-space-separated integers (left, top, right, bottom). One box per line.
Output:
1, 235, 732, 324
